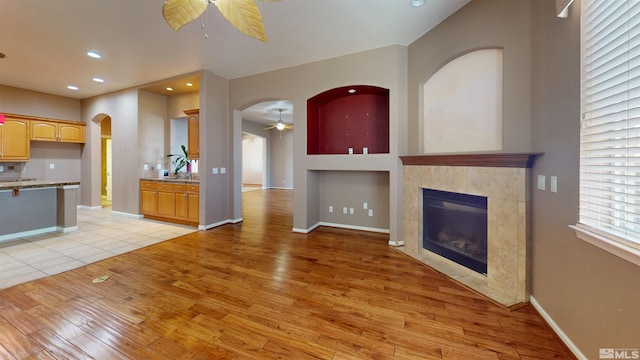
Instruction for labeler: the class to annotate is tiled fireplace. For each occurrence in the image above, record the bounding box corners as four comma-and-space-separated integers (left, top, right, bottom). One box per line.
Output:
399, 153, 540, 308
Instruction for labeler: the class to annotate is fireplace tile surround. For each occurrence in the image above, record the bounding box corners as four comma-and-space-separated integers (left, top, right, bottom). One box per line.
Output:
399, 153, 541, 308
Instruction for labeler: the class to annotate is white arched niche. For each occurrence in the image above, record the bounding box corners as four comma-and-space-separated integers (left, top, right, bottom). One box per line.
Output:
422, 48, 503, 153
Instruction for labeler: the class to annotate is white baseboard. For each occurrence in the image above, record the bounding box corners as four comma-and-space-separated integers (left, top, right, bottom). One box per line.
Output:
56, 226, 78, 233
0, 226, 57, 243
77, 205, 102, 210
530, 295, 587, 360
293, 222, 390, 234
201, 219, 233, 230
111, 210, 143, 218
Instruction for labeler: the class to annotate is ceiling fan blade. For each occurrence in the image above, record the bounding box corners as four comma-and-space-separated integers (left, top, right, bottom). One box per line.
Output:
263, 124, 277, 130
213, 0, 268, 42
162, 0, 208, 31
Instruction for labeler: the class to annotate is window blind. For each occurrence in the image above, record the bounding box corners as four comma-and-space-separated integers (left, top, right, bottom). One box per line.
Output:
580, 0, 640, 250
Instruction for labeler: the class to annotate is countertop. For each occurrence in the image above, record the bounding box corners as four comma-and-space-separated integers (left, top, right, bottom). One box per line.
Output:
0, 179, 81, 190
140, 177, 200, 184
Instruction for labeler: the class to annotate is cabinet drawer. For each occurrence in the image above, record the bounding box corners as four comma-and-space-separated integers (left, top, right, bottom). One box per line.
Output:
175, 184, 199, 192
140, 181, 157, 189
157, 182, 174, 191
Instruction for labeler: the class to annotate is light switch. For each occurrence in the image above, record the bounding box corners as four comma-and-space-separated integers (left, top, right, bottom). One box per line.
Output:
329, 206, 333, 213
368, 209, 374, 216
537, 175, 546, 191
363, 202, 368, 209
550, 176, 558, 193
349, 208, 354, 215
212, 167, 219, 174
343, 207, 348, 214
0, 166, 3, 172
220, 167, 226, 174
49, 163, 55, 169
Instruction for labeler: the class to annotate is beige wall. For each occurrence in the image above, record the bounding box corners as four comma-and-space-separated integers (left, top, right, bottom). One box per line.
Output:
230, 45, 407, 238
138, 90, 168, 176
530, 0, 640, 357
81, 88, 139, 213
0, 85, 81, 121
408, 0, 533, 154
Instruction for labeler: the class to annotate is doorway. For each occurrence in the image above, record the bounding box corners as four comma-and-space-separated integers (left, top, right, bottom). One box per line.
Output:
101, 117, 112, 207
242, 133, 266, 192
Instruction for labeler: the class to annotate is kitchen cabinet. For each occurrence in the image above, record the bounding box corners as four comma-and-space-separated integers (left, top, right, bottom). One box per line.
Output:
0, 117, 30, 161
31, 119, 85, 143
184, 109, 199, 160
140, 180, 198, 226
174, 183, 199, 223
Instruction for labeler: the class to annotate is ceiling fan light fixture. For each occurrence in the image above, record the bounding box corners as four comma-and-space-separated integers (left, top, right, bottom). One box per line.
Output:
411, 0, 425, 8
275, 122, 285, 131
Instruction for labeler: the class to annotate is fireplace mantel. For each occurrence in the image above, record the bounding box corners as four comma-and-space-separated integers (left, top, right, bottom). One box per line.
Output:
400, 153, 543, 168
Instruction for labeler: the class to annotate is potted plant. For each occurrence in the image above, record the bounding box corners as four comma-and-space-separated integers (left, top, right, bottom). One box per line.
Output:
166, 145, 191, 175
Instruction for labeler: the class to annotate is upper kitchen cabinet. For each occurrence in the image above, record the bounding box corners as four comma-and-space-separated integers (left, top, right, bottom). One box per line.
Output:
0, 116, 30, 161
184, 109, 199, 160
31, 119, 85, 143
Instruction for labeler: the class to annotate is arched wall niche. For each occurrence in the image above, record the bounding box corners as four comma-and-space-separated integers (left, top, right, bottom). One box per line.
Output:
307, 85, 389, 155
421, 48, 503, 154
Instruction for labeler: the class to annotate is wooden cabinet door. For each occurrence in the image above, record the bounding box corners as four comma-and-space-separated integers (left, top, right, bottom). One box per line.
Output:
157, 190, 175, 217
185, 109, 199, 160
175, 191, 188, 220
140, 189, 157, 214
59, 123, 85, 143
31, 120, 58, 141
1, 119, 30, 161
187, 192, 199, 223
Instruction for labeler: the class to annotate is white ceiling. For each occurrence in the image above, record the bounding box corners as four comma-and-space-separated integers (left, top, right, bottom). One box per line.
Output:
0, 0, 469, 123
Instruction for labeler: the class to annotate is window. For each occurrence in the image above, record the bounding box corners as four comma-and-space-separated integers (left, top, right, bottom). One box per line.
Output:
575, 0, 640, 266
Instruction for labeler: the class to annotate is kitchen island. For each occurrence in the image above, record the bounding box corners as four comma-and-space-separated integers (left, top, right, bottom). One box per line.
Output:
0, 179, 80, 242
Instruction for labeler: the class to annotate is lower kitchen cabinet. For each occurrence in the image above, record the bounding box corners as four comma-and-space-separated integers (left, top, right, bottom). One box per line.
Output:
140, 180, 199, 226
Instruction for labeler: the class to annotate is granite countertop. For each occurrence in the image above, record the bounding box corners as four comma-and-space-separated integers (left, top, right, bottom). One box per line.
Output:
0, 179, 80, 190
140, 177, 200, 184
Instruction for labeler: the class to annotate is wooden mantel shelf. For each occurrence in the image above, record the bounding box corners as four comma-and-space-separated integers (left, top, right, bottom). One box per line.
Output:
400, 153, 543, 168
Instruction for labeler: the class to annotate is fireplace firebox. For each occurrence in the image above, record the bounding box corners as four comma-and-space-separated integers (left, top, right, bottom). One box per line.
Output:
422, 188, 488, 275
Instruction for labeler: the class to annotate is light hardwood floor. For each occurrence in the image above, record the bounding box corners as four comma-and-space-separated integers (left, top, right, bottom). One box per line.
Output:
0, 189, 575, 359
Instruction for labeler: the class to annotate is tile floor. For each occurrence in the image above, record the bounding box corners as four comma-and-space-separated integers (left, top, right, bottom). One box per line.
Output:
0, 207, 196, 290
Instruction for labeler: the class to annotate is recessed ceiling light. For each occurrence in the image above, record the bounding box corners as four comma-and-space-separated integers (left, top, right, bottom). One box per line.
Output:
186, 83, 193, 87
93, 77, 104, 83
166, 87, 173, 91
411, 0, 425, 7
348, 89, 356, 94
87, 51, 101, 59
67, 85, 79, 90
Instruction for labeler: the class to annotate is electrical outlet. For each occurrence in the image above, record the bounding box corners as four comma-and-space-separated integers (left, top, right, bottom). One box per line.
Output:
349, 208, 354, 215
220, 167, 226, 174
368, 209, 374, 216
363, 202, 368, 209
49, 163, 55, 169
550, 176, 558, 193
343, 207, 348, 214
212, 167, 218, 174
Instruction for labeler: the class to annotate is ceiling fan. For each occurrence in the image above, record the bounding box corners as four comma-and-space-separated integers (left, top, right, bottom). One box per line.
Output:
162, 0, 276, 42
264, 109, 293, 131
